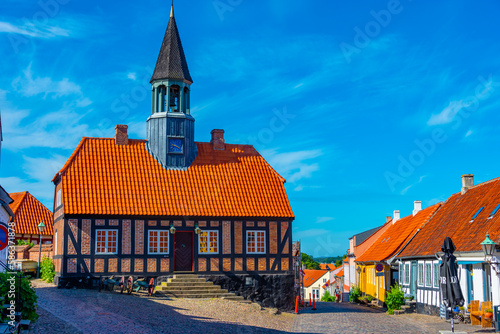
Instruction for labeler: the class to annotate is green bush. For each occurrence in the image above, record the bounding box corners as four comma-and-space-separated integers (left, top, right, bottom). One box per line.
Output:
40, 257, 56, 283
0, 272, 38, 321
16, 239, 34, 248
386, 284, 405, 312
349, 286, 362, 303
321, 290, 335, 302
366, 294, 374, 303
387, 309, 394, 315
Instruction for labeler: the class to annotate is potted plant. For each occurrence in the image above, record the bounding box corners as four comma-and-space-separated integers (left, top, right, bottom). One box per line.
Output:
484, 308, 493, 319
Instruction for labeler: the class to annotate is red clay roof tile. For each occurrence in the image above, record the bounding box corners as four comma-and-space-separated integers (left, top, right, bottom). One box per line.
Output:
9, 192, 53, 236
399, 178, 500, 257
54, 138, 294, 218
356, 203, 441, 263
303, 269, 328, 288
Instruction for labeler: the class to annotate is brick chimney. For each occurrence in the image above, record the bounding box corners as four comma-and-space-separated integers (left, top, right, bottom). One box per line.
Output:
461, 174, 474, 195
115, 124, 128, 146
413, 201, 422, 216
386, 216, 392, 223
211, 129, 225, 150
392, 210, 400, 224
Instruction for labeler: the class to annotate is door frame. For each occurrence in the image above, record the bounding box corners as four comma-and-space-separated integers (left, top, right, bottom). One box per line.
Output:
173, 231, 194, 272
410, 261, 417, 298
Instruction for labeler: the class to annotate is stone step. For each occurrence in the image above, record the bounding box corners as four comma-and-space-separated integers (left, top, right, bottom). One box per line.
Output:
394, 309, 405, 315
157, 289, 229, 295
158, 285, 225, 291
168, 278, 209, 283
161, 281, 214, 287
173, 274, 199, 279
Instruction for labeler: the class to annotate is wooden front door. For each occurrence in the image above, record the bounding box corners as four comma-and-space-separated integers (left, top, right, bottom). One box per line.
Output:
174, 232, 193, 272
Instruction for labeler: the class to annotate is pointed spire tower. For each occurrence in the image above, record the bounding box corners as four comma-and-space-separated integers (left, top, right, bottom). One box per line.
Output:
147, 2, 196, 169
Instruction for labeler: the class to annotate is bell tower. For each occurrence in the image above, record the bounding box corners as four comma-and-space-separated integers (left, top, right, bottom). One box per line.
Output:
147, 3, 196, 169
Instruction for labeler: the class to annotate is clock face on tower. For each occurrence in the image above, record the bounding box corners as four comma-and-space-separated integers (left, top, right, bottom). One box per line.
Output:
168, 138, 183, 153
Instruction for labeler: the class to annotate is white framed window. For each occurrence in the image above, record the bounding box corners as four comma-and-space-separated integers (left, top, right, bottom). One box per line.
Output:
418, 263, 424, 286
434, 263, 440, 287
96, 230, 117, 254
247, 231, 265, 254
425, 263, 432, 287
199, 230, 218, 254
56, 189, 62, 207
148, 230, 169, 254
312, 288, 320, 299
323, 278, 327, 283
405, 263, 410, 284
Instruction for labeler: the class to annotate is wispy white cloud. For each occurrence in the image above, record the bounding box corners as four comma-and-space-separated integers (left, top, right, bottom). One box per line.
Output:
401, 175, 427, 195
127, 72, 137, 81
427, 100, 466, 126
12, 64, 82, 98
465, 129, 473, 138
316, 217, 334, 224
261, 148, 323, 183
0, 21, 69, 38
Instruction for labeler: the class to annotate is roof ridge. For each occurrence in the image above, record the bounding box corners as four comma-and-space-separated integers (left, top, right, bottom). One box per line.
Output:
9, 191, 29, 214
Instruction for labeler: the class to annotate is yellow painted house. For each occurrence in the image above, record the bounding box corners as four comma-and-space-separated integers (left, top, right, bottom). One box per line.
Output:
355, 203, 440, 303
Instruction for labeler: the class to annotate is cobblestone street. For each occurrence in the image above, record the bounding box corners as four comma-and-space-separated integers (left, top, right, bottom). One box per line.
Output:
31, 281, 294, 334
30, 280, 497, 334
293, 301, 496, 334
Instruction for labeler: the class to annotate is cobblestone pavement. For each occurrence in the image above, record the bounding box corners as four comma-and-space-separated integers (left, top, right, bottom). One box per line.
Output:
293, 301, 496, 334
31, 280, 294, 334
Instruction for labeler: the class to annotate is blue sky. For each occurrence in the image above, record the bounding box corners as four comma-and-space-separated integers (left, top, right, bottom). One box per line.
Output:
1, 0, 500, 258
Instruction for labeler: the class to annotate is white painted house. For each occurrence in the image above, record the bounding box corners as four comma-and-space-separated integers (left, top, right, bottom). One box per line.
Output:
396, 175, 500, 315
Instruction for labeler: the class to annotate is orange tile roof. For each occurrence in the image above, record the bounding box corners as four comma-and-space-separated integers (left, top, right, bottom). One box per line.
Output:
356, 203, 441, 263
336, 269, 344, 277
303, 269, 328, 288
53, 138, 294, 218
9, 192, 53, 236
399, 178, 500, 257
322, 279, 330, 289
319, 263, 337, 271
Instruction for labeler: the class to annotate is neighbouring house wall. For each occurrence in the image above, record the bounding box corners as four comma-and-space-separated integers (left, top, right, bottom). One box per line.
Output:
303, 271, 330, 302
55, 217, 293, 279
29, 244, 53, 261
472, 263, 485, 302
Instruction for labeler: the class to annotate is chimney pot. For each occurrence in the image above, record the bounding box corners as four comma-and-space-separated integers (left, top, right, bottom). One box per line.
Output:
211, 129, 225, 150
386, 216, 392, 223
461, 174, 474, 195
413, 201, 422, 216
392, 210, 400, 224
115, 124, 128, 146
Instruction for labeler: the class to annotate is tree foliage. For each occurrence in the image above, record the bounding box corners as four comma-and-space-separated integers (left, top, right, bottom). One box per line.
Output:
385, 284, 405, 311
0, 272, 38, 321
349, 286, 361, 303
321, 290, 335, 302
40, 257, 56, 283
301, 253, 320, 270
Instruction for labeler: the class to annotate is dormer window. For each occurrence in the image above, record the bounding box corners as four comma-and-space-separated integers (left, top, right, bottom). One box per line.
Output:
470, 207, 484, 222
488, 204, 500, 219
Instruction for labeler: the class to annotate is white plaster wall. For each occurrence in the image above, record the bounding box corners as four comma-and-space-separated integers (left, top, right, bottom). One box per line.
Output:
472, 264, 485, 302
492, 256, 500, 306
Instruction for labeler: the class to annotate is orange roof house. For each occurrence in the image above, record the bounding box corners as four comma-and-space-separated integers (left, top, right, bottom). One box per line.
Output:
355, 203, 440, 302
319, 263, 337, 271
9, 191, 53, 243
51, 4, 295, 311
356, 204, 441, 264
398, 176, 500, 258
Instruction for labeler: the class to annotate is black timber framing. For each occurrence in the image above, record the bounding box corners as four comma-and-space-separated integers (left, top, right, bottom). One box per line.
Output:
58, 215, 294, 278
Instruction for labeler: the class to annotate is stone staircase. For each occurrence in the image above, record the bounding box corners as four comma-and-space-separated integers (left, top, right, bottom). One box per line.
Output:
395, 299, 417, 315
155, 274, 247, 302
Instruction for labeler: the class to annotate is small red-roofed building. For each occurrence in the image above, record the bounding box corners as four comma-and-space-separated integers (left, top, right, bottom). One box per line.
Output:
356, 202, 441, 303
396, 175, 500, 315
9, 191, 53, 244
303, 269, 329, 302
51, 4, 295, 310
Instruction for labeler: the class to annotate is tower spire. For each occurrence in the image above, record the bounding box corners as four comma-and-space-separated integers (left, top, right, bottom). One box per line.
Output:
170, 0, 174, 18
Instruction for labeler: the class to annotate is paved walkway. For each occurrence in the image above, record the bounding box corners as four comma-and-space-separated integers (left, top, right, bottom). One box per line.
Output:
293, 301, 496, 334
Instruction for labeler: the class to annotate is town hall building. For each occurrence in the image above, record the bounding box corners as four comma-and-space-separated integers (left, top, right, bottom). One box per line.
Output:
52, 5, 295, 309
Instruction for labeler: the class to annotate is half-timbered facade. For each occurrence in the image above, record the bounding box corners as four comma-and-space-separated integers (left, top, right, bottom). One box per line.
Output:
52, 4, 295, 308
